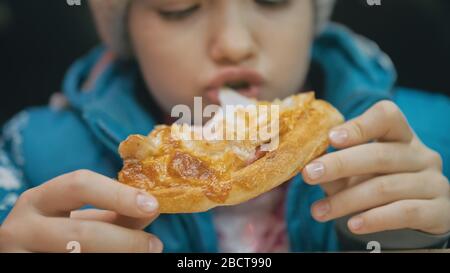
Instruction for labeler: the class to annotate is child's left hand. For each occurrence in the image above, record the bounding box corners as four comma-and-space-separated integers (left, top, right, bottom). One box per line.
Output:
302, 100, 450, 235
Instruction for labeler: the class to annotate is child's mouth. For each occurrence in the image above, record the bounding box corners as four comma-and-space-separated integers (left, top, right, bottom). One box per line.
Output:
206, 83, 260, 105
225, 80, 260, 98
205, 68, 264, 105
225, 81, 251, 90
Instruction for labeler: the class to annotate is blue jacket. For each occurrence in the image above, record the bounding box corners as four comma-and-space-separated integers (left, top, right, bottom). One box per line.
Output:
1, 24, 449, 252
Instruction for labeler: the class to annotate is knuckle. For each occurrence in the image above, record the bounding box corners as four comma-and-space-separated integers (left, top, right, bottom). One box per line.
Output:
351, 120, 366, 141
66, 170, 92, 194
16, 188, 37, 207
333, 154, 346, 174
375, 178, 391, 197
426, 150, 443, 169
375, 100, 400, 119
69, 169, 92, 183
402, 202, 421, 222
374, 145, 390, 168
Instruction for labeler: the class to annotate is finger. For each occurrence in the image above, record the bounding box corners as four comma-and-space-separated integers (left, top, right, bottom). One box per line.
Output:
328, 100, 413, 148
70, 209, 159, 230
319, 178, 347, 197
302, 142, 426, 184
24, 217, 163, 253
32, 170, 159, 218
311, 172, 446, 222
347, 199, 450, 235
320, 174, 375, 196
0, 225, 30, 253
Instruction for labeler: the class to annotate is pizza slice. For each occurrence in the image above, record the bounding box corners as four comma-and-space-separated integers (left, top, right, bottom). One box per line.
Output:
118, 90, 343, 213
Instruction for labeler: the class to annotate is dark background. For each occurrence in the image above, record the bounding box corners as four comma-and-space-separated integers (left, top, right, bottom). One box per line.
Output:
1, 0, 449, 124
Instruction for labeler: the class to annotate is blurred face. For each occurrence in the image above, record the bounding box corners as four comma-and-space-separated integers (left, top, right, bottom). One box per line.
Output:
129, 0, 314, 113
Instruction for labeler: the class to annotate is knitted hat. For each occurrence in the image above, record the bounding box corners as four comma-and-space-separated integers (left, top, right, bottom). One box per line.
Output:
89, 0, 336, 57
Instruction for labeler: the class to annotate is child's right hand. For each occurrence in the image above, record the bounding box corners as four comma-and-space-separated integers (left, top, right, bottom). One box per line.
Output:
0, 170, 163, 253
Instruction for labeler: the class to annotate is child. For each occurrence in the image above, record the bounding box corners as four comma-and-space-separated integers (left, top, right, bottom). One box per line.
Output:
0, 0, 449, 252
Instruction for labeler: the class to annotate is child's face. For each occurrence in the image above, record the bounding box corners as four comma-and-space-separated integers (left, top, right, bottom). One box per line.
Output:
129, 0, 314, 113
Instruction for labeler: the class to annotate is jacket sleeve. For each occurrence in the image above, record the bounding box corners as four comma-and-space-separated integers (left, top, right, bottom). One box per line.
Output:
0, 112, 31, 224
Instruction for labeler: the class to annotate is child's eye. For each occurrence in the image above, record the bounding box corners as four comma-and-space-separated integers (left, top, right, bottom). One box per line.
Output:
158, 4, 200, 20
255, 0, 290, 7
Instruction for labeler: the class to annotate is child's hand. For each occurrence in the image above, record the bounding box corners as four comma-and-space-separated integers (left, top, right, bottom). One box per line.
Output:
302, 101, 450, 235
0, 170, 163, 253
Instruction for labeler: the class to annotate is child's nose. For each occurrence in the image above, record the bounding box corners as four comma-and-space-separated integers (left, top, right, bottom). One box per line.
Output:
208, 9, 256, 65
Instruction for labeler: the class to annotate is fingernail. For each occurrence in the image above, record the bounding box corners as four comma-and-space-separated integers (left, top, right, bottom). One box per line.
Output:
314, 201, 330, 218
329, 129, 348, 145
137, 193, 158, 213
349, 217, 364, 231
149, 238, 163, 253
305, 162, 325, 180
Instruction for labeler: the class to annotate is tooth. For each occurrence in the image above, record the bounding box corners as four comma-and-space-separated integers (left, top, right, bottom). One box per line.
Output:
219, 88, 256, 106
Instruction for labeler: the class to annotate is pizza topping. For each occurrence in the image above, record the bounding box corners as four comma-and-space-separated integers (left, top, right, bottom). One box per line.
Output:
118, 160, 155, 191
168, 151, 218, 182
203, 180, 232, 203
